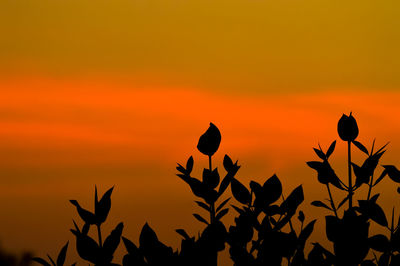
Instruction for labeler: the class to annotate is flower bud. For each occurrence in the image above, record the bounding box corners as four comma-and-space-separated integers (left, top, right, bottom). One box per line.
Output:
337, 113, 359, 141
197, 123, 221, 156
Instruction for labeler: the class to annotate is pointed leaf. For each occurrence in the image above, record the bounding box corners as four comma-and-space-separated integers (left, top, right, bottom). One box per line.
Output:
193, 214, 209, 225
358, 200, 388, 227
326, 140, 336, 158
216, 208, 229, 220
175, 229, 190, 240
298, 220, 316, 247
195, 201, 210, 212
103, 222, 124, 260
216, 197, 231, 212
32, 258, 51, 266
47, 255, 56, 266
231, 178, 251, 205
313, 148, 326, 160
95, 186, 114, 225
368, 234, 390, 252
383, 165, 400, 183
311, 200, 332, 210
186, 156, 194, 174
353, 140, 369, 155
56, 241, 69, 266
262, 174, 282, 205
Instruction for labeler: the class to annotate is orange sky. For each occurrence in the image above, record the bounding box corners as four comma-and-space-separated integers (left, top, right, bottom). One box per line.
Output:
1, 0, 400, 264
0, 76, 400, 264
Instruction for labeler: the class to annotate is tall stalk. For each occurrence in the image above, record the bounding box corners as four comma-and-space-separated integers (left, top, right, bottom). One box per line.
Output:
348, 141, 353, 209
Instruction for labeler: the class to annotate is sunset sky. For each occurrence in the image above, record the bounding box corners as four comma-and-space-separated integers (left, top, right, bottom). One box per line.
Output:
1, 1, 400, 265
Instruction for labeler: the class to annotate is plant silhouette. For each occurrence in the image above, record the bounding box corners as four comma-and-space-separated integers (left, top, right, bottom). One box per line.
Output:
32, 114, 400, 265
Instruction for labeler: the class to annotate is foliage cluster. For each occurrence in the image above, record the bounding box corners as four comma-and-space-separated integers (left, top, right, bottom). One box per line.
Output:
33, 114, 400, 266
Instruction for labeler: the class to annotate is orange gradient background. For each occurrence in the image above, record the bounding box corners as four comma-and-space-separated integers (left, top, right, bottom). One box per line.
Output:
1, 0, 400, 265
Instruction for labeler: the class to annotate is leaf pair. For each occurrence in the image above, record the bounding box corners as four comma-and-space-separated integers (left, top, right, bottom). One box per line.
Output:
70, 186, 114, 226
122, 223, 175, 266
251, 175, 282, 211
32, 242, 71, 266
71, 221, 123, 264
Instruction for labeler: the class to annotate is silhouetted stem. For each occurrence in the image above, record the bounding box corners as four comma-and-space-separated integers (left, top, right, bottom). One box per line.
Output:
326, 184, 338, 217
367, 172, 374, 201
281, 194, 294, 232
97, 224, 103, 248
208, 155, 217, 266
348, 141, 353, 209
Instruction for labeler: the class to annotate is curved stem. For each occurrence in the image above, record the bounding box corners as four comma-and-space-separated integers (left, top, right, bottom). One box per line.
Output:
326, 184, 338, 217
348, 141, 353, 209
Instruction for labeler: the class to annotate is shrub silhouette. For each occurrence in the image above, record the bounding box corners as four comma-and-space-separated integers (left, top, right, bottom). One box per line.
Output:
32, 114, 400, 265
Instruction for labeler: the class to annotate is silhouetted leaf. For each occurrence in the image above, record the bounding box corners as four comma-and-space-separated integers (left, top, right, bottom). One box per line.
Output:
95, 186, 114, 225
326, 140, 336, 158
197, 123, 221, 156
374, 169, 388, 186
223, 155, 234, 172
186, 156, 194, 174
175, 229, 190, 240
311, 200, 332, 210
231, 205, 244, 215
370, 193, 380, 203
70, 226, 100, 264
368, 234, 390, 252
298, 220, 316, 247
216, 208, 229, 220
195, 201, 210, 212
103, 222, 124, 261
262, 174, 282, 205
218, 159, 240, 196
202, 168, 220, 189
176, 163, 186, 174
32, 258, 51, 266
298, 210, 305, 223
231, 178, 251, 205
56, 241, 69, 266
69, 200, 97, 225
383, 165, 400, 183
193, 213, 209, 225
122, 237, 139, 255
313, 148, 326, 160
337, 195, 350, 209
281, 185, 304, 215
47, 255, 56, 266
216, 197, 231, 212
352, 163, 369, 188
307, 161, 343, 190
353, 140, 369, 155
358, 200, 388, 227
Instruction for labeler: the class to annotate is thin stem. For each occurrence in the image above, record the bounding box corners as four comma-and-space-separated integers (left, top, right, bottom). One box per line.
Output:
367, 171, 375, 201
326, 184, 338, 217
281, 194, 294, 232
348, 141, 353, 209
97, 224, 103, 248
208, 155, 215, 224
